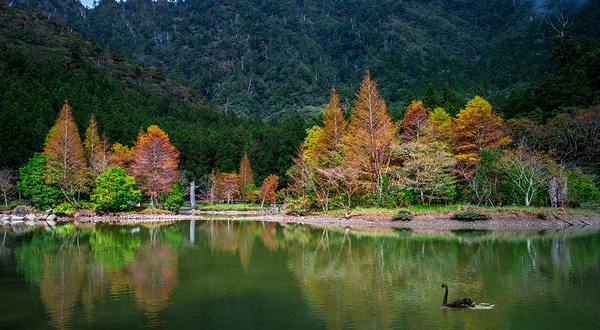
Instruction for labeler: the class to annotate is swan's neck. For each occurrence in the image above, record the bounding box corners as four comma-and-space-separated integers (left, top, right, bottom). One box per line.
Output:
443, 286, 448, 306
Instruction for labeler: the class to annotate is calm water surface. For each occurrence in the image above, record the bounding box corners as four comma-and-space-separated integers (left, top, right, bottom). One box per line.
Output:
1, 220, 599, 330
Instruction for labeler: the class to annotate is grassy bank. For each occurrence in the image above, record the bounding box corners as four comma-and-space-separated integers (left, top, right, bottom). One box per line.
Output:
322, 204, 598, 219
195, 203, 267, 211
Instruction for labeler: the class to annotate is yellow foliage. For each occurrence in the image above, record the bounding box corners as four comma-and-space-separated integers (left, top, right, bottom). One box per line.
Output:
302, 125, 324, 166
453, 96, 510, 164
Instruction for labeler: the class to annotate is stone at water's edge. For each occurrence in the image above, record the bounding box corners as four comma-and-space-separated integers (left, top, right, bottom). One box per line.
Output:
12, 205, 27, 217
25, 214, 37, 221
46, 214, 57, 223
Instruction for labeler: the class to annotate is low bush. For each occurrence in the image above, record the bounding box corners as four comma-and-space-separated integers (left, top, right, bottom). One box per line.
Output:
392, 208, 413, 221
285, 196, 310, 216
53, 202, 75, 216
451, 211, 490, 221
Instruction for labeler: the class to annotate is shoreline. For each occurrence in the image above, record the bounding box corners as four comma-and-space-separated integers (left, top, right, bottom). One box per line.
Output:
62, 211, 600, 231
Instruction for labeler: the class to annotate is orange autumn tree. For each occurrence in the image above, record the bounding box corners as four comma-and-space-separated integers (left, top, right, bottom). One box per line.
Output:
453, 96, 510, 165
344, 70, 396, 201
44, 99, 88, 203
130, 125, 180, 207
238, 152, 254, 188
218, 172, 240, 204
259, 174, 279, 207
315, 88, 347, 165
402, 100, 431, 142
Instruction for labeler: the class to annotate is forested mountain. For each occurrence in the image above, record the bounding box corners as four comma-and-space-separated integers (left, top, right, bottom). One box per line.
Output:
10, 0, 600, 117
0, 4, 306, 183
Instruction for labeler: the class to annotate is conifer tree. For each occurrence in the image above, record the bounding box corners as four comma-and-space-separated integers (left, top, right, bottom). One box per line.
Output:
130, 125, 180, 207
218, 172, 240, 204
402, 101, 431, 142
441, 83, 463, 116
238, 152, 254, 188
43, 99, 88, 203
315, 88, 347, 165
422, 83, 440, 109
453, 96, 510, 166
344, 70, 396, 201
84, 115, 109, 176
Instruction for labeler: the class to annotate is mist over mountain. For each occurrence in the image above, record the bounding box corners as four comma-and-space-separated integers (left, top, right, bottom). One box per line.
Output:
8, 0, 600, 117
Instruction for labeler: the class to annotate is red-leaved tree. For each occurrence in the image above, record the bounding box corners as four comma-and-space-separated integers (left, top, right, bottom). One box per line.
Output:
130, 125, 180, 207
259, 174, 279, 207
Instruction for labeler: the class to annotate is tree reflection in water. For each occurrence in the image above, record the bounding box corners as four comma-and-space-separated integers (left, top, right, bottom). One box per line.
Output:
8, 221, 600, 330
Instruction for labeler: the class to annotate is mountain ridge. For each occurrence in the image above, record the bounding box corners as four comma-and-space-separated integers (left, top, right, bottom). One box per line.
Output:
10, 0, 599, 117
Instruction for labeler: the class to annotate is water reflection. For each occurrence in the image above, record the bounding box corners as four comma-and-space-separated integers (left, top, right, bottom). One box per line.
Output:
2, 221, 600, 330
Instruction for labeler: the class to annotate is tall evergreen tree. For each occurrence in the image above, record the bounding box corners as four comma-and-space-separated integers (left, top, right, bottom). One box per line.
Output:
441, 83, 463, 116
422, 83, 440, 109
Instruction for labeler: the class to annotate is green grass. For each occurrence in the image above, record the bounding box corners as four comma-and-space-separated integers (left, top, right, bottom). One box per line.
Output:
325, 207, 396, 216
320, 204, 598, 217
407, 204, 461, 213
196, 203, 267, 210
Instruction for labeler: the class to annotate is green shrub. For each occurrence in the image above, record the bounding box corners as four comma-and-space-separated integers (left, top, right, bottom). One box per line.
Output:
91, 167, 142, 212
17, 153, 62, 210
54, 202, 75, 216
164, 180, 185, 211
566, 169, 600, 206
451, 211, 490, 221
285, 196, 310, 216
391, 208, 413, 221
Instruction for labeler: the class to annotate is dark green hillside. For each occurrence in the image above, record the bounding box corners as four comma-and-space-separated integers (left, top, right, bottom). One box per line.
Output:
11, 0, 600, 117
0, 5, 305, 183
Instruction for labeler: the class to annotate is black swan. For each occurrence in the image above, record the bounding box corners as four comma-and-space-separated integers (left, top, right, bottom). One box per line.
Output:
441, 283, 475, 308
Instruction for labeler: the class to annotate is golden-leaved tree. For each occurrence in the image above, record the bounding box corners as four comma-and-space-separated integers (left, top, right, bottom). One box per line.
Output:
44, 99, 89, 203
130, 125, 180, 207
315, 88, 347, 166
453, 96, 510, 165
344, 70, 396, 201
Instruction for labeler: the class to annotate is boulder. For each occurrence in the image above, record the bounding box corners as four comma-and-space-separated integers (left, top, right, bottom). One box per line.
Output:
47, 214, 57, 222
11, 216, 24, 223
25, 214, 37, 221
1, 216, 10, 222
12, 205, 27, 217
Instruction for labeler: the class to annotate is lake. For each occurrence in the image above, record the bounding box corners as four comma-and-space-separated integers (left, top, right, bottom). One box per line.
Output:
1, 220, 599, 330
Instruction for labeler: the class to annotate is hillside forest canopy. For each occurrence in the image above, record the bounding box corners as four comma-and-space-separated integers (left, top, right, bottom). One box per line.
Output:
0, 1, 599, 214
